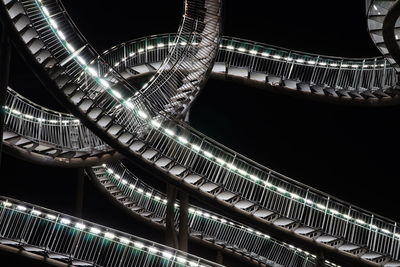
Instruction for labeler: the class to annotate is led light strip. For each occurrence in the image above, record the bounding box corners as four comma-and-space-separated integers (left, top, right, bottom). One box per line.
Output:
4, 106, 80, 125
220, 44, 385, 69
102, 157, 399, 242
102, 36, 385, 81
100, 165, 340, 266
103, 40, 199, 78
1, 199, 210, 267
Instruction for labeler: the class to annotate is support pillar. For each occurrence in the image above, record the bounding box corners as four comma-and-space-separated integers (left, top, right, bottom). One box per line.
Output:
75, 169, 85, 218
165, 184, 178, 248
0, 23, 11, 168
316, 251, 325, 267
178, 191, 189, 252
184, 110, 190, 124
216, 250, 223, 265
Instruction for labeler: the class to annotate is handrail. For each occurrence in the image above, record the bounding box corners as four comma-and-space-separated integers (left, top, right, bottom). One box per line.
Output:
91, 162, 336, 267
0, 195, 222, 267
103, 34, 397, 93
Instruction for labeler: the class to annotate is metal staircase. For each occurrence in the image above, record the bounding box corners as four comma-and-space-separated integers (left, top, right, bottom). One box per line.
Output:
88, 162, 335, 267
1, 0, 400, 266
0, 196, 222, 267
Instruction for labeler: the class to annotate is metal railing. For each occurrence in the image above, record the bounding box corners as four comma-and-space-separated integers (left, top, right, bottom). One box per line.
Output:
92, 162, 333, 267
4, 31, 397, 156
0, 196, 222, 267
4, 87, 107, 152
103, 34, 397, 93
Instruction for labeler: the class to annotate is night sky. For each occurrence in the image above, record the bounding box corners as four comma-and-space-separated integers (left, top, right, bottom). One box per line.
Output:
1, 0, 400, 265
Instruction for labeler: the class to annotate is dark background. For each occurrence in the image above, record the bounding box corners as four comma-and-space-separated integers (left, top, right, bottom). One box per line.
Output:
1, 0, 400, 265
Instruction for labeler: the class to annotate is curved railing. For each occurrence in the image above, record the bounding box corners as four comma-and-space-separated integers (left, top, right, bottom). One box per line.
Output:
3, 89, 330, 266
104, 34, 398, 103
1, 0, 400, 266
102, 35, 400, 263
4, 87, 107, 152
3, 32, 398, 165
0, 195, 222, 267
3, 32, 397, 163
89, 162, 336, 267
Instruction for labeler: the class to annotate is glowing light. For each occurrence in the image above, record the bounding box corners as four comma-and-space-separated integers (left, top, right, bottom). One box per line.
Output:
162, 251, 173, 259
151, 120, 161, 128
60, 218, 71, 225
138, 110, 148, 119
75, 223, 86, 230
203, 151, 213, 158
31, 210, 42, 216
178, 136, 189, 144
104, 232, 115, 239
46, 214, 57, 220
49, 19, 58, 29
87, 67, 98, 77
111, 90, 122, 99
16, 205, 27, 211
120, 237, 130, 244
90, 227, 101, 234
134, 241, 144, 249
165, 128, 175, 136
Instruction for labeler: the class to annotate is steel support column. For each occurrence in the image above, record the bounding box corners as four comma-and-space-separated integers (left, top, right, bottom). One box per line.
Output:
216, 250, 223, 265
166, 184, 178, 248
178, 191, 189, 251
75, 169, 85, 218
184, 110, 190, 124
0, 23, 11, 168
316, 252, 326, 267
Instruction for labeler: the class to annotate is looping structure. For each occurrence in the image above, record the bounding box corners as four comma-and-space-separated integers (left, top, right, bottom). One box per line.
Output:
0, 0, 400, 266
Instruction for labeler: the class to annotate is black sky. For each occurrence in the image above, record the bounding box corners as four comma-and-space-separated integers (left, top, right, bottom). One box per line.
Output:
1, 0, 399, 265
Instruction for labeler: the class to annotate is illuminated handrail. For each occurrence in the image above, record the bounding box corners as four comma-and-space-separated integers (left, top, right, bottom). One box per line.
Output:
0, 195, 222, 267
4, 87, 107, 151
103, 33, 397, 92
3, 32, 396, 155
91, 162, 337, 267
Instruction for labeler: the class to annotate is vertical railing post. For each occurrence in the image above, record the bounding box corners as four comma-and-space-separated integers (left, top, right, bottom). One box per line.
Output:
310, 56, 320, 85
0, 22, 11, 169
145, 38, 148, 63
381, 61, 387, 89
370, 58, 377, 90
166, 184, 178, 248
287, 51, 295, 79
123, 43, 127, 68
357, 59, 366, 90
334, 60, 344, 89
